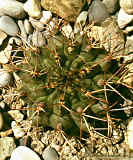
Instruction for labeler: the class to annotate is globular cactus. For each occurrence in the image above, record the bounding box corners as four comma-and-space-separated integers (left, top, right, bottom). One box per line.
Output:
7, 21, 132, 136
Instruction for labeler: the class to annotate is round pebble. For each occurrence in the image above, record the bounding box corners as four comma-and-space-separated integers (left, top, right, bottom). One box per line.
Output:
10, 146, 41, 160
0, 0, 25, 19
0, 16, 19, 36
42, 146, 59, 160
0, 69, 11, 88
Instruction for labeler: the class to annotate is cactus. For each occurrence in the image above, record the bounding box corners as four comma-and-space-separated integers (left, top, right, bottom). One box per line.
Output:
7, 21, 132, 137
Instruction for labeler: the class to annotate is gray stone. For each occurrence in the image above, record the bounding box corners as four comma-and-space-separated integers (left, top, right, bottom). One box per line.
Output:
88, 0, 109, 24
0, 16, 19, 36
102, 0, 119, 14
0, 137, 16, 160
42, 146, 59, 160
0, 0, 25, 19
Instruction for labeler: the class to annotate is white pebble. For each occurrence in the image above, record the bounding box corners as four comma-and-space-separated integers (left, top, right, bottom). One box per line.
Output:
126, 119, 133, 150
0, 69, 11, 88
117, 8, 133, 29
40, 11, 52, 24
11, 121, 25, 139
10, 146, 41, 160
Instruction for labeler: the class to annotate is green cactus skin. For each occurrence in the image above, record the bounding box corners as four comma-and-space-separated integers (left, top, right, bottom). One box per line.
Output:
9, 29, 131, 135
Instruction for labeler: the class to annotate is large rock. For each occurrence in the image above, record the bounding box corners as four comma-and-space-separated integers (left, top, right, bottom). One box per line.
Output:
41, 0, 86, 22
0, 0, 26, 19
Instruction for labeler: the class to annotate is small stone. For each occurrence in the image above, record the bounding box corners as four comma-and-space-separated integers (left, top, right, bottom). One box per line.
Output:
0, 137, 16, 160
126, 119, 133, 150
8, 110, 24, 122
11, 121, 25, 139
117, 8, 133, 29
0, 50, 11, 64
0, 16, 19, 36
102, 0, 119, 14
88, 0, 109, 24
24, 0, 42, 18
24, 19, 33, 34
18, 20, 27, 41
0, 30, 7, 45
0, 0, 25, 19
0, 69, 11, 88
10, 146, 41, 160
41, 0, 86, 22
42, 146, 59, 160
40, 11, 52, 25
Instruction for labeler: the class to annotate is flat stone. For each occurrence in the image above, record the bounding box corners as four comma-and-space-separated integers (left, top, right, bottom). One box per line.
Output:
0, 16, 19, 36
10, 146, 41, 160
0, 137, 16, 160
41, 0, 86, 22
24, 0, 42, 18
0, 0, 25, 19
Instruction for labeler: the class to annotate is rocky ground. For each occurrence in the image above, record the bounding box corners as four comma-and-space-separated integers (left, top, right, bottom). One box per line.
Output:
0, 0, 133, 160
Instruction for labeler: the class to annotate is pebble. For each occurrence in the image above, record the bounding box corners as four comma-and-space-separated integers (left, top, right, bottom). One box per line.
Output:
0, 69, 11, 88
0, 16, 19, 36
24, 19, 33, 34
0, 0, 25, 19
126, 119, 133, 150
8, 110, 24, 122
0, 30, 7, 45
0, 49, 11, 64
0, 137, 16, 160
40, 11, 52, 25
24, 0, 42, 18
41, 0, 85, 22
11, 121, 25, 139
10, 146, 41, 160
88, 0, 109, 24
120, 0, 133, 14
42, 146, 59, 160
18, 20, 27, 40
102, 0, 119, 14
117, 8, 133, 29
